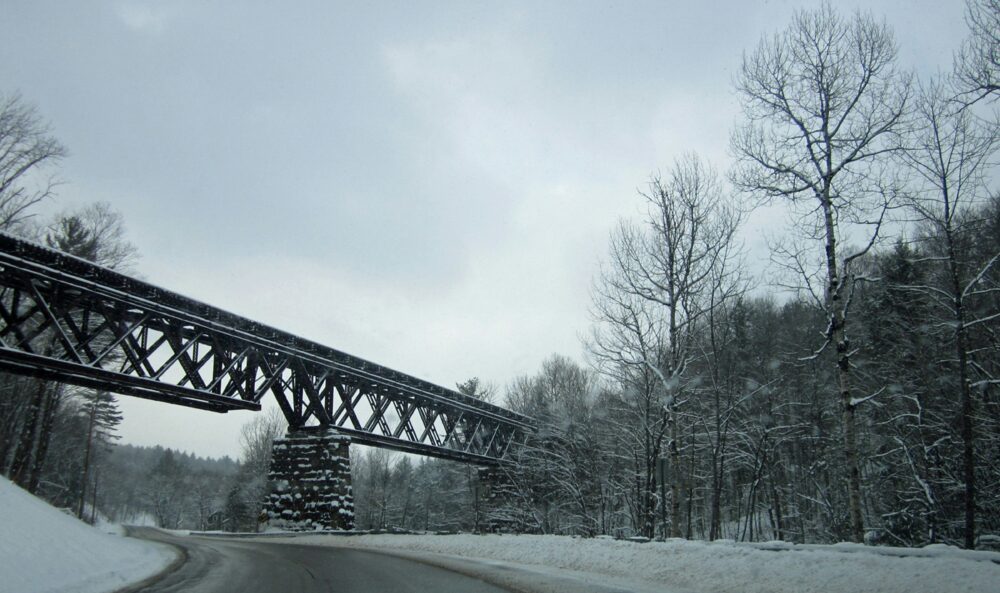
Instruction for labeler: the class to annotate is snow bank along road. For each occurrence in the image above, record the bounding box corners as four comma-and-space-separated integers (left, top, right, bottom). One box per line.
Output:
7, 469, 998, 593
0, 478, 175, 593
267, 532, 1000, 593
128, 528, 511, 593
128, 528, 1000, 593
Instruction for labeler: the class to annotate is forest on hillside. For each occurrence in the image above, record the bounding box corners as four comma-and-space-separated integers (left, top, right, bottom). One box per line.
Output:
2, 1, 999, 549
349, 0, 1000, 549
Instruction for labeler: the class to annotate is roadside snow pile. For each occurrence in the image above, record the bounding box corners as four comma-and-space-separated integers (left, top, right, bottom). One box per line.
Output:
0, 477, 176, 593
281, 532, 1000, 593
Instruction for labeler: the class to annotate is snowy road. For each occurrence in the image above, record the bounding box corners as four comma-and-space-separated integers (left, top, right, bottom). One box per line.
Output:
127, 528, 510, 593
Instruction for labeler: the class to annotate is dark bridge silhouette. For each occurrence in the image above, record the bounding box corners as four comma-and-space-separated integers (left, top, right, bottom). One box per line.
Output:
0, 233, 532, 467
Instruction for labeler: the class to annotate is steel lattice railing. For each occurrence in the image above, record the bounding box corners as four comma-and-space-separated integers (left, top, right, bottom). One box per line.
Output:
0, 233, 532, 464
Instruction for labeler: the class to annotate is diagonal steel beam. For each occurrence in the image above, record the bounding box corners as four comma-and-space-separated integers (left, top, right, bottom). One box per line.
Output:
0, 232, 534, 464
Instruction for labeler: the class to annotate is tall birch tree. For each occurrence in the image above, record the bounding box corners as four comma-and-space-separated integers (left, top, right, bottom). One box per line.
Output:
731, 4, 911, 542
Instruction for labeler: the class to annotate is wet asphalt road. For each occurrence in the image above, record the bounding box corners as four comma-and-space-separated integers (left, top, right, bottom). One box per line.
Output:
128, 528, 510, 593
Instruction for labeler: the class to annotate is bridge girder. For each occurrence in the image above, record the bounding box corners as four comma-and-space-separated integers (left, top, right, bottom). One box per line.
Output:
0, 233, 532, 465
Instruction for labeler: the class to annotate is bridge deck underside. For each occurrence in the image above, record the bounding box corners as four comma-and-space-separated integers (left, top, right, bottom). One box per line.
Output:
0, 235, 531, 465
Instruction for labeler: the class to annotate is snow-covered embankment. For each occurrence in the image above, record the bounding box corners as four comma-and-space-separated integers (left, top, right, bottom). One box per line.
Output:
0, 477, 176, 593
275, 532, 1000, 593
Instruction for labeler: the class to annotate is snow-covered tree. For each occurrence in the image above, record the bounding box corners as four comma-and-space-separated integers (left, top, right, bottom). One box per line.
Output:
731, 4, 911, 543
76, 390, 122, 520
897, 78, 999, 547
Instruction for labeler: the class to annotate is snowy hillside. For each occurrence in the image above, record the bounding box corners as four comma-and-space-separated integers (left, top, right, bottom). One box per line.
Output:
0, 477, 175, 593
275, 532, 1000, 593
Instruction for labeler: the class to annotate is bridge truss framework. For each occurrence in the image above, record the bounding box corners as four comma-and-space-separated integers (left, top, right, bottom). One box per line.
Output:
0, 233, 532, 465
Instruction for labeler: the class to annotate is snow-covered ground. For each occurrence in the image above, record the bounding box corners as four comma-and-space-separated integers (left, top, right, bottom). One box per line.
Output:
269, 532, 1000, 593
0, 477, 176, 593
5, 472, 998, 593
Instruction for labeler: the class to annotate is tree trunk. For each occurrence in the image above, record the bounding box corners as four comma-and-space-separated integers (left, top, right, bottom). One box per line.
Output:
0, 375, 29, 474
685, 452, 694, 539
949, 253, 976, 549
78, 397, 97, 519
709, 465, 721, 540
771, 479, 784, 541
9, 380, 47, 489
838, 348, 865, 542
669, 406, 681, 538
823, 194, 865, 543
28, 386, 62, 494
90, 468, 100, 524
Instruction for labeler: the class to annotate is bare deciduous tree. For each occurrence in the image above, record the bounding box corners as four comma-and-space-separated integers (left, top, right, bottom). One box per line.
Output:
45, 202, 139, 271
731, 4, 911, 542
955, 0, 1000, 105
239, 407, 287, 477
0, 93, 66, 231
590, 154, 745, 538
898, 77, 999, 548
589, 279, 667, 537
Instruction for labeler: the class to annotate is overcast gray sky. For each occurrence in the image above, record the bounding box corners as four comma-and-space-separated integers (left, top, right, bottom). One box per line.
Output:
2, 0, 968, 459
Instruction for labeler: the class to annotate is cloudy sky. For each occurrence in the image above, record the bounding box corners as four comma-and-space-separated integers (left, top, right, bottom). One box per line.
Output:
2, 0, 968, 459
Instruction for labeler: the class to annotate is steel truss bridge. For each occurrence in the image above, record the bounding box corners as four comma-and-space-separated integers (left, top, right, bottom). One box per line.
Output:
0, 233, 532, 465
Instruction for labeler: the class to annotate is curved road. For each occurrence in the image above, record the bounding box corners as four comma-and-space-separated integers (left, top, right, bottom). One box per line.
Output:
128, 528, 510, 593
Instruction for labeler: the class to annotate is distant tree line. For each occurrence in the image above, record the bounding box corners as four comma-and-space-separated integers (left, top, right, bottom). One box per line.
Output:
96, 444, 239, 528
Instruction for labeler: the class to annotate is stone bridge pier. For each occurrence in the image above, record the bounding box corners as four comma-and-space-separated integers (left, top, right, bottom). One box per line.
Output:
263, 428, 354, 531
477, 466, 520, 532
